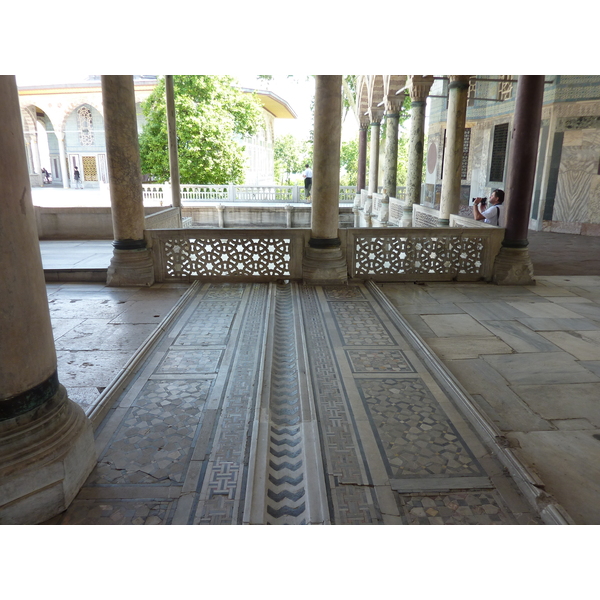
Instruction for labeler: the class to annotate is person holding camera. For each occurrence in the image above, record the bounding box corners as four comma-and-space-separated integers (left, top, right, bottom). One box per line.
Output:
473, 189, 505, 226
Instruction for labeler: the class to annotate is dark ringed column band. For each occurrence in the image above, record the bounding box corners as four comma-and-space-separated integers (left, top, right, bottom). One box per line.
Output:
448, 81, 470, 91
0, 370, 59, 421
308, 237, 341, 249
112, 238, 147, 250
502, 239, 530, 249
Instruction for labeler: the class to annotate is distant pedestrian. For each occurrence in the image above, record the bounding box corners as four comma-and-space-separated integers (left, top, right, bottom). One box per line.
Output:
73, 166, 83, 188
302, 164, 312, 202
41, 167, 51, 184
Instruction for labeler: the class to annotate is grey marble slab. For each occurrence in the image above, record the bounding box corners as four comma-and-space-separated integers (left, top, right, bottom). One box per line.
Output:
396, 303, 465, 315
507, 301, 587, 319
421, 314, 494, 337
457, 301, 532, 321
443, 359, 555, 433
516, 317, 600, 331
480, 320, 563, 353
483, 352, 600, 385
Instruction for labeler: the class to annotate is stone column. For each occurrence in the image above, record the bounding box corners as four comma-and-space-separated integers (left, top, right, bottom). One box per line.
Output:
368, 110, 383, 195
0, 76, 96, 524
165, 75, 181, 208
382, 93, 404, 201
57, 129, 70, 188
302, 75, 347, 284
357, 121, 368, 193
403, 75, 434, 227
492, 76, 546, 285
102, 75, 155, 287
438, 75, 470, 226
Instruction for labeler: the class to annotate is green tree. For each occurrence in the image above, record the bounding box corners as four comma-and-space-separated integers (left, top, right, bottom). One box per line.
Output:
139, 75, 263, 184
340, 138, 358, 186
274, 134, 312, 185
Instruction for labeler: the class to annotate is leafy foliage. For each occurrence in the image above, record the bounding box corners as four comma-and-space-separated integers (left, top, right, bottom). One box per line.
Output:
139, 76, 263, 184
274, 134, 312, 185
340, 138, 358, 186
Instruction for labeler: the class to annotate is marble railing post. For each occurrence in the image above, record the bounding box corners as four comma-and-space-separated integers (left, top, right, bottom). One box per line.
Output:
102, 75, 154, 287
493, 76, 546, 285
302, 75, 347, 284
0, 76, 96, 524
403, 75, 434, 227
438, 75, 470, 226
165, 75, 181, 208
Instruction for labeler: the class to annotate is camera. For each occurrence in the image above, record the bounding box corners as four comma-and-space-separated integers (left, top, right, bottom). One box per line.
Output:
473, 197, 487, 206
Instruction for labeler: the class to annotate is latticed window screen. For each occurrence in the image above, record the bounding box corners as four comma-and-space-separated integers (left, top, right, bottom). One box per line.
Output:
82, 156, 98, 181
489, 123, 509, 182
498, 76, 513, 101
77, 106, 94, 145
461, 128, 471, 180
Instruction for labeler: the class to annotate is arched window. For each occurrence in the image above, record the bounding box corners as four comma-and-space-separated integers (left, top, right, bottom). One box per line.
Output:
77, 106, 94, 145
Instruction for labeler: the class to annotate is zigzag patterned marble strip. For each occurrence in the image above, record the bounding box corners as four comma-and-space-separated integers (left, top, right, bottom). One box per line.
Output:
265, 284, 306, 524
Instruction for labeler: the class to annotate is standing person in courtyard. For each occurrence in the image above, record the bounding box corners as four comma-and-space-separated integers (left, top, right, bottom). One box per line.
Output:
473, 189, 504, 226
303, 163, 312, 203
73, 165, 82, 188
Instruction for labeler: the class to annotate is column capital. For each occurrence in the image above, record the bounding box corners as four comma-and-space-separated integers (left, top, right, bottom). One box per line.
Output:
408, 75, 434, 102
384, 91, 405, 114
368, 107, 384, 124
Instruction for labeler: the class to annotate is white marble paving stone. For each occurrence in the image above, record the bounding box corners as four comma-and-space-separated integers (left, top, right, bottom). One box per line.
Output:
420, 314, 492, 337
507, 430, 600, 524
483, 352, 600, 385
538, 330, 600, 361
56, 349, 133, 386
51, 317, 86, 340
443, 359, 554, 432
579, 361, 600, 377
424, 336, 513, 360
423, 287, 474, 304
547, 301, 600, 321
525, 284, 577, 297
516, 317, 600, 331
511, 382, 600, 425
456, 301, 531, 321
54, 321, 157, 351
480, 320, 563, 353
394, 303, 465, 315
506, 301, 587, 319
110, 300, 184, 324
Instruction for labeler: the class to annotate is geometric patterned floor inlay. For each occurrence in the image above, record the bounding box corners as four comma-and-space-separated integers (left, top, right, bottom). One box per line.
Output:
47, 281, 542, 525
355, 377, 486, 479
89, 379, 212, 486
157, 349, 222, 373
329, 301, 397, 346
346, 349, 416, 373
397, 491, 517, 525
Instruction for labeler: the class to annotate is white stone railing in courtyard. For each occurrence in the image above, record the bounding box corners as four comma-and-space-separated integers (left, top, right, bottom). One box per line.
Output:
146, 226, 504, 283
345, 227, 504, 281
142, 184, 356, 204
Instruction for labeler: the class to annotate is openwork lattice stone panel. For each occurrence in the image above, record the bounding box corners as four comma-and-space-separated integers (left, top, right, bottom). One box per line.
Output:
354, 235, 485, 276
163, 237, 291, 278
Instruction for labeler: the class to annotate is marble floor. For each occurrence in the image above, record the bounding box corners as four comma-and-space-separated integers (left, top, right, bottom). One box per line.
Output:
43, 280, 555, 525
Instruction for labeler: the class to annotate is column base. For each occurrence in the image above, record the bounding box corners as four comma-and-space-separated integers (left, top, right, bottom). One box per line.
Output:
107, 247, 155, 287
0, 385, 96, 524
492, 246, 536, 285
302, 246, 348, 285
